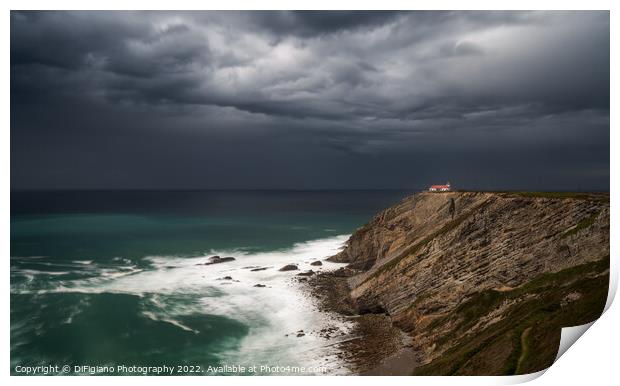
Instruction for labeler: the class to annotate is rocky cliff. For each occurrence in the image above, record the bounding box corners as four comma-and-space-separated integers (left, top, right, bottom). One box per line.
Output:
329, 191, 609, 375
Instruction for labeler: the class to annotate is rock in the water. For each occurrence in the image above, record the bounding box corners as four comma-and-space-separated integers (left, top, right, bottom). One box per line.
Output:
278, 264, 298, 271
297, 333, 305, 337
196, 256, 236, 266
310, 261, 323, 266
297, 270, 315, 277
217, 276, 239, 282
250, 267, 269, 272
254, 284, 266, 288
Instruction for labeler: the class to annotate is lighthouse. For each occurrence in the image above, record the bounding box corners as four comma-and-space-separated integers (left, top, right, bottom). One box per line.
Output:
428, 182, 451, 192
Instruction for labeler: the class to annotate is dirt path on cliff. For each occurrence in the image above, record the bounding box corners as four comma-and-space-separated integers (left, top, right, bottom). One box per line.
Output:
516, 327, 532, 374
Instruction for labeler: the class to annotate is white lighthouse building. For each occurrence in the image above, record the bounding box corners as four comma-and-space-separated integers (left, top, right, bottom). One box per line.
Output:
428, 182, 451, 192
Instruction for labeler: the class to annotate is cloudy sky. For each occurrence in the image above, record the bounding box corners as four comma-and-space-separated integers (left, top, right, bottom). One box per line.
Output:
11, 11, 609, 191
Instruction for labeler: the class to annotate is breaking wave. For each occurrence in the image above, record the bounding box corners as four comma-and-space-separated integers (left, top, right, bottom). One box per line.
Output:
10, 235, 353, 374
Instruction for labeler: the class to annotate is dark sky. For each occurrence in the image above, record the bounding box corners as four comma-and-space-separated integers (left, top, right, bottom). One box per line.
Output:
11, 11, 609, 191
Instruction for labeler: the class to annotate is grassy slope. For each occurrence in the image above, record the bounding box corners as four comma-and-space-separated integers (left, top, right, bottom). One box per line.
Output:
413, 257, 609, 375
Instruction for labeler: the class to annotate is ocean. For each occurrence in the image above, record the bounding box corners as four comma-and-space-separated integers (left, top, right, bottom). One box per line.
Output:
10, 190, 410, 375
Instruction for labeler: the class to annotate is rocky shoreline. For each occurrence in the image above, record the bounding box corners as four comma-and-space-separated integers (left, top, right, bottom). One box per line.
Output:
301, 191, 609, 375
302, 268, 418, 375
201, 190, 609, 375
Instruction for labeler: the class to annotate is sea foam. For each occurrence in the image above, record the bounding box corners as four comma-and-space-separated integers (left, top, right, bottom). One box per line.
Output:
11, 234, 353, 374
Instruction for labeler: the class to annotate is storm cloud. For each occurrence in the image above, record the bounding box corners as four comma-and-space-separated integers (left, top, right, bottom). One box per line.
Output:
11, 11, 609, 190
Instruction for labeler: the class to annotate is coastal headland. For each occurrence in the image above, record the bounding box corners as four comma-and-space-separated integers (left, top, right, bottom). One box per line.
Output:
306, 191, 609, 375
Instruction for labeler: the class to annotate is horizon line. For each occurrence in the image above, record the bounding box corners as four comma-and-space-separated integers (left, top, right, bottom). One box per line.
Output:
10, 188, 610, 193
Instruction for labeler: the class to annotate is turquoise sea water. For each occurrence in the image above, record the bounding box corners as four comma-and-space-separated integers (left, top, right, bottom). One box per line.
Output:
10, 190, 409, 375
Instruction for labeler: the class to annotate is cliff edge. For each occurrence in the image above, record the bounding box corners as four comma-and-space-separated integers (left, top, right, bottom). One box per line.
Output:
328, 191, 609, 375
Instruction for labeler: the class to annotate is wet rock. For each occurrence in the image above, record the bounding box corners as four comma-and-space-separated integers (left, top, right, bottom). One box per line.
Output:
297, 333, 305, 337
332, 267, 358, 277
297, 270, 315, 277
250, 267, 269, 272
254, 284, 266, 288
279, 264, 299, 271
310, 261, 323, 266
196, 256, 236, 266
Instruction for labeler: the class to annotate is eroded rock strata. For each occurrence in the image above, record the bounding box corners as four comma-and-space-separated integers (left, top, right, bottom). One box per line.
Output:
325, 191, 609, 375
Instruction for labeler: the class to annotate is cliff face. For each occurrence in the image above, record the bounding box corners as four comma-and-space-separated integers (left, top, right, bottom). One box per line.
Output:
331, 191, 609, 375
